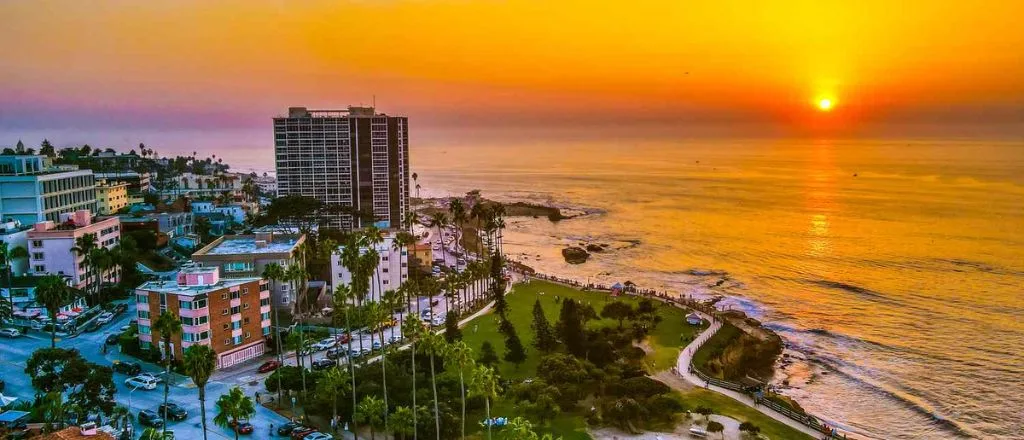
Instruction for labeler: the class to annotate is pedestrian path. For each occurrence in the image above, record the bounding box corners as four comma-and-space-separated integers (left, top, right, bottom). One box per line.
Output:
674, 311, 839, 439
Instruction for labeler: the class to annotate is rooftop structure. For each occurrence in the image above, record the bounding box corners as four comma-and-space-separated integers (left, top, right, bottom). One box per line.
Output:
192, 232, 306, 308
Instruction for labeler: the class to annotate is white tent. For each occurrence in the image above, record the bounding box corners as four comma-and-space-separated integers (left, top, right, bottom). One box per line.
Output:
0, 392, 18, 407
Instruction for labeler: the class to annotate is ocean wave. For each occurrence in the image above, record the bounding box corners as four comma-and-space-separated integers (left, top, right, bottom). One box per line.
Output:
678, 268, 730, 277
803, 279, 904, 306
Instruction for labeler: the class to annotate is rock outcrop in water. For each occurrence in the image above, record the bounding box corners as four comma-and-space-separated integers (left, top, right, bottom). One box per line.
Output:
561, 246, 590, 264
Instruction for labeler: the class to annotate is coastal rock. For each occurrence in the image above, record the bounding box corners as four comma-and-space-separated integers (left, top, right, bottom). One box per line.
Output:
585, 243, 606, 253
561, 246, 590, 264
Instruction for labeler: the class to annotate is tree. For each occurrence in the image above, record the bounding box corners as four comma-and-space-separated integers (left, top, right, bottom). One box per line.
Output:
445, 341, 474, 440
443, 310, 462, 343
213, 387, 256, 440
317, 367, 352, 432
422, 332, 445, 440
365, 300, 391, 431
739, 421, 760, 438
70, 233, 97, 303
606, 398, 645, 433
600, 301, 635, 329
40, 139, 55, 157
555, 299, 587, 357
503, 322, 527, 369
184, 344, 217, 440
24, 348, 115, 427
470, 365, 499, 440
153, 312, 182, 438
391, 406, 417, 440
530, 300, 558, 352
707, 421, 725, 439
356, 395, 386, 440
35, 275, 72, 348
262, 263, 287, 407
694, 406, 713, 421
477, 341, 499, 368
400, 316, 424, 439
427, 212, 448, 273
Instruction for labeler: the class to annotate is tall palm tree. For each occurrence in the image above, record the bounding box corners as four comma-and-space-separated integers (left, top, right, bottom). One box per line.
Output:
400, 317, 424, 440
469, 203, 488, 258
36, 275, 71, 348
470, 365, 499, 440
366, 301, 391, 430
261, 263, 286, 407
356, 395, 386, 440
428, 212, 448, 272
153, 312, 182, 438
391, 406, 416, 440
422, 332, 445, 440
183, 344, 217, 440
446, 341, 474, 440
332, 284, 360, 436
411, 173, 419, 198
317, 367, 352, 432
70, 233, 97, 303
448, 199, 467, 263
213, 387, 256, 440
285, 263, 309, 395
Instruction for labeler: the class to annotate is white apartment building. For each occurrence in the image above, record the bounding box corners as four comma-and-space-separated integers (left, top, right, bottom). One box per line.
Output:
0, 155, 97, 225
330, 231, 409, 302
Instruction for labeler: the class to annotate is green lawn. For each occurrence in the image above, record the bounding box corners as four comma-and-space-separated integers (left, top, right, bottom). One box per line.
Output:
461, 280, 702, 380
681, 388, 814, 440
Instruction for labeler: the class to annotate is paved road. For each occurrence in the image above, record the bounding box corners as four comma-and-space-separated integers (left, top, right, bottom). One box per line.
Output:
674, 310, 848, 440
0, 311, 289, 440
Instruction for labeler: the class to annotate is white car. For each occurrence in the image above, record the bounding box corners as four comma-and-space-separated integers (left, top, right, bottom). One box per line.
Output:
312, 338, 336, 351
96, 312, 114, 325
125, 376, 159, 390
0, 328, 21, 338
431, 317, 445, 326
305, 433, 334, 440
136, 372, 164, 384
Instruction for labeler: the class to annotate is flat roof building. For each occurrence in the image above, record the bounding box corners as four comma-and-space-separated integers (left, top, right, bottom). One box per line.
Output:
192, 232, 306, 308
0, 155, 97, 225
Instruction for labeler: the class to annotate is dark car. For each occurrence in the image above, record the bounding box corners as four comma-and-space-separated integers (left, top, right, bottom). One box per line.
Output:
138, 410, 164, 427
290, 427, 317, 439
228, 420, 254, 435
311, 359, 335, 371
84, 321, 100, 333
112, 361, 142, 376
158, 403, 188, 421
325, 347, 345, 360
113, 304, 128, 315
258, 360, 281, 373
106, 333, 121, 345
276, 422, 302, 436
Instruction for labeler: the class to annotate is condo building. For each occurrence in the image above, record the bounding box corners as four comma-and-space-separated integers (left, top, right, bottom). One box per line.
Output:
94, 179, 129, 215
135, 266, 271, 367
330, 231, 408, 302
273, 106, 410, 229
191, 232, 305, 308
0, 155, 97, 225
27, 210, 121, 291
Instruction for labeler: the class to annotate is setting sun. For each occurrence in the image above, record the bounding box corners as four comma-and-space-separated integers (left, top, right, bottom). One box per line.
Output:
818, 99, 834, 111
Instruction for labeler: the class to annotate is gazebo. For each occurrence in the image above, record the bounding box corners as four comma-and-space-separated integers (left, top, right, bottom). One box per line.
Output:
611, 282, 624, 296
686, 312, 702, 325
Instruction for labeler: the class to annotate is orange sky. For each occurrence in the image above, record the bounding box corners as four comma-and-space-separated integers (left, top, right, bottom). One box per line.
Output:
1, 0, 1022, 138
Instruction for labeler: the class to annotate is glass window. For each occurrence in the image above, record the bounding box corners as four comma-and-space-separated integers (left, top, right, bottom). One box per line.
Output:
139, 325, 151, 335
231, 306, 240, 315
138, 310, 150, 319
232, 336, 243, 345
178, 300, 191, 309
231, 321, 241, 330
137, 294, 149, 304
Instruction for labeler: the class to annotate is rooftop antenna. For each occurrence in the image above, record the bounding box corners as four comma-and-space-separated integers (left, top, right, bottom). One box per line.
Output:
372, 94, 376, 109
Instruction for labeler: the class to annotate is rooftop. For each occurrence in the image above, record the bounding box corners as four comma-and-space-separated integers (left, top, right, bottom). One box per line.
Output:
195, 233, 303, 256
280, 106, 387, 119
138, 276, 259, 296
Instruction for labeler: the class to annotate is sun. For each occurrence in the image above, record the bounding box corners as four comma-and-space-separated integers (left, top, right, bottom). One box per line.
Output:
817, 98, 834, 111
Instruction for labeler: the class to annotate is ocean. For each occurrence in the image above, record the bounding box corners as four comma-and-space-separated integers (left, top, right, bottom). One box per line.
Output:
4, 130, 1022, 438
409, 139, 1024, 439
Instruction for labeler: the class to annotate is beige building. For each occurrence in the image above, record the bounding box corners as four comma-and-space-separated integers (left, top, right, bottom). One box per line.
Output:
95, 179, 129, 214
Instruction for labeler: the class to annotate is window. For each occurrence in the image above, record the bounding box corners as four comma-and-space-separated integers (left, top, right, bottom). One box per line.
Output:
382, 268, 389, 273
231, 321, 242, 330
243, 303, 250, 310
242, 287, 249, 295
232, 336, 243, 345
243, 317, 250, 325
260, 298, 270, 307
199, 331, 209, 340
31, 252, 44, 260
231, 306, 240, 315
137, 294, 149, 304
224, 338, 231, 346
34, 265, 46, 272
221, 308, 229, 316
231, 291, 240, 299
261, 312, 270, 321
138, 310, 150, 319
222, 323, 229, 330
181, 317, 193, 326
245, 332, 251, 339
31, 240, 43, 247
382, 256, 389, 261
259, 282, 270, 292
223, 261, 253, 273
139, 325, 151, 335
383, 279, 389, 285
179, 300, 191, 310
221, 292, 228, 300
263, 327, 271, 336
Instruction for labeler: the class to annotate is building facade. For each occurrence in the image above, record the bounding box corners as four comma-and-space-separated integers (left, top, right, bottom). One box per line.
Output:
330, 231, 408, 302
0, 155, 97, 225
27, 210, 121, 291
273, 106, 410, 229
191, 232, 306, 308
95, 180, 129, 215
135, 266, 271, 367
119, 212, 193, 238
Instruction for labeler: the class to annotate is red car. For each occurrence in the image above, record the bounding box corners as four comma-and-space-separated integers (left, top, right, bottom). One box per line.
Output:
290, 427, 317, 439
335, 333, 351, 344
258, 360, 281, 373
228, 420, 255, 435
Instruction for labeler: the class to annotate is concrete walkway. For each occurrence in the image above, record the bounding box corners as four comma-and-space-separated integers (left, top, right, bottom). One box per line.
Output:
675, 311, 839, 440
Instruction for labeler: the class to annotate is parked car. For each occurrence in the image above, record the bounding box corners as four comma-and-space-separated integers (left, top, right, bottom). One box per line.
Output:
311, 359, 335, 371
258, 360, 281, 373
325, 347, 346, 360
304, 433, 334, 440
360, 348, 371, 356
335, 333, 351, 344
228, 420, 254, 435
312, 338, 335, 351
348, 349, 361, 358
112, 361, 142, 376
371, 341, 382, 351
84, 321, 101, 333
0, 328, 21, 338
96, 312, 115, 325
388, 335, 403, 344
290, 427, 317, 439
125, 376, 159, 390
157, 403, 188, 421
113, 304, 128, 315
431, 317, 445, 326
137, 372, 164, 384
276, 422, 302, 436
138, 410, 164, 427
105, 333, 121, 345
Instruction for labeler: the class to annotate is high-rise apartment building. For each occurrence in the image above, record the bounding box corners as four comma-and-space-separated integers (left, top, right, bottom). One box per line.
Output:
0, 155, 97, 225
273, 106, 410, 229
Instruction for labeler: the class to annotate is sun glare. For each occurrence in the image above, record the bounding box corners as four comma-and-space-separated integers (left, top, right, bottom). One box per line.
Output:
818, 98, 833, 111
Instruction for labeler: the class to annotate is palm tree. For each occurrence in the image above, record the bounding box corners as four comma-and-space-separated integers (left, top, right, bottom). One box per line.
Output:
213, 387, 256, 440
448, 199, 467, 263
153, 312, 182, 438
356, 395, 386, 440
261, 263, 287, 407
422, 332, 445, 440
183, 344, 217, 440
366, 301, 391, 430
470, 365, 499, 440
317, 367, 352, 432
428, 212, 448, 272
70, 233, 97, 303
36, 275, 71, 348
411, 173, 419, 198
391, 406, 416, 440
139, 427, 165, 440
285, 263, 309, 395
446, 341, 474, 440
332, 284, 360, 436
400, 316, 424, 440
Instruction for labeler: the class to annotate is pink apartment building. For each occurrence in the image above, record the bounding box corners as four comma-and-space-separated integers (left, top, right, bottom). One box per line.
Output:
27, 210, 121, 292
